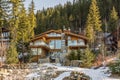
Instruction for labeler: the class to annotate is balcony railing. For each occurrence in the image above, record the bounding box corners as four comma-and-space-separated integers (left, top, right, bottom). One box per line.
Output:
0, 38, 10, 41
32, 41, 49, 48
68, 43, 85, 46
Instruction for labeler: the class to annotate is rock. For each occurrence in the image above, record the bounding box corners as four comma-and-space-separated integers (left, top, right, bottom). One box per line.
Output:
63, 59, 70, 66
70, 60, 82, 67
55, 58, 59, 63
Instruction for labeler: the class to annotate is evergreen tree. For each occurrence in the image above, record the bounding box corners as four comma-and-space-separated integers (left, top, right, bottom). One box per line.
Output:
85, 14, 94, 42
28, 0, 36, 38
109, 6, 119, 32
6, 0, 22, 64
18, 3, 30, 53
85, 0, 102, 41
86, 0, 102, 31
35, 10, 46, 34
18, 3, 30, 41
34, 0, 120, 34
6, 42, 18, 64
0, 0, 4, 28
0, 0, 10, 28
81, 47, 95, 68
67, 50, 78, 60
109, 57, 120, 75
77, 50, 82, 60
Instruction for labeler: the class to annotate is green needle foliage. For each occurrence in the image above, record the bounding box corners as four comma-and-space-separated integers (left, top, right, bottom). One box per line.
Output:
108, 6, 119, 32
81, 47, 95, 68
6, 0, 21, 64
28, 0, 36, 38
85, 0, 102, 42
6, 40, 19, 64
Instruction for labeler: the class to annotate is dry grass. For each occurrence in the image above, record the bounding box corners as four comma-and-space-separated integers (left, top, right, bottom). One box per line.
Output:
110, 74, 120, 79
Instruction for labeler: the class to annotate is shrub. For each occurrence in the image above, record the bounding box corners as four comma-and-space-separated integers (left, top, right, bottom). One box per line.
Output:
81, 47, 95, 68
67, 50, 83, 61
109, 60, 120, 75
66, 48, 95, 68
67, 50, 77, 60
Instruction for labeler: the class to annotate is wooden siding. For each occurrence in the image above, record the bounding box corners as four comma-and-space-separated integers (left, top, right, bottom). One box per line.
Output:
68, 45, 87, 49
30, 29, 88, 62
29, 45, 50, 50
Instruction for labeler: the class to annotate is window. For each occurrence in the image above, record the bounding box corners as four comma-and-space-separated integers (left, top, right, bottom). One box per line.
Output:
78, 39, 85, 45
61, 40, 65, 47
31, 48, 42, 55
68, 36, 71, 40
34, 40, 41, 45
68, 40, 77, 46
31, 48, 37, 55
38, 48, 42, 55
56, 34, 61, 36
34, 40, 46, 45
49, 40, 55, 49
48, 33, 56, 36
48, 33, 61, 37
56, 40, 61, 49
49, 40, 62, 49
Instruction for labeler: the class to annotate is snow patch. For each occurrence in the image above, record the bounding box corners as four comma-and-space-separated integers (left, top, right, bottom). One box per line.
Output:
54, 72, 71, 80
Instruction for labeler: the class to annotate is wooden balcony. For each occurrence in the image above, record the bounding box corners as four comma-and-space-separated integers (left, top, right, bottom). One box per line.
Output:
49, 49, 61, 52
68, 45, 87, 49
29, 45, 50, 50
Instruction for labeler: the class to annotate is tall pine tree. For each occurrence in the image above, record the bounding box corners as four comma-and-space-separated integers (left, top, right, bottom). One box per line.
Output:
85, 14, 94, 42
28, 0, 36, 38
17, 3, 30, 54
81, 47, 95, 68
85, 0, 102, 48
0, 0, 10, 29
6, 0, 22, 64
109, 6, 119, 32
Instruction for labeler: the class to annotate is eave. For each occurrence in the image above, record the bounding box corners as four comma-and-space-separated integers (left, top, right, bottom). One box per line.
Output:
65, 32, 88, 41
35, 29, 62, 37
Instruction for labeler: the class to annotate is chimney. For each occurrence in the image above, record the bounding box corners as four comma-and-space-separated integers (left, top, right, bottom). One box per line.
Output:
63, 25, 67, 32
68, 27, 71, 32
79, 28, 81, 33
63, 25, 66, 31
63, 25, 71, 33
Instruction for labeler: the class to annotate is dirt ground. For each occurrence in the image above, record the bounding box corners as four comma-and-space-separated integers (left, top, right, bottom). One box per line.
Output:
110, 74, 120, 79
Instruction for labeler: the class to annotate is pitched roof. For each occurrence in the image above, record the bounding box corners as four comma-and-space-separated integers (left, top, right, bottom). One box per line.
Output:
35, 29, 62, 37
31, 29, 88, 41
64, 32, 88, 40
31, 29, 62, 41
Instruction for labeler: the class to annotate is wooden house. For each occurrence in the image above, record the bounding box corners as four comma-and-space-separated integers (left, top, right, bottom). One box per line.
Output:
105, 27, 120, 54
30, 29, 88, 62
0, 27, 10, 64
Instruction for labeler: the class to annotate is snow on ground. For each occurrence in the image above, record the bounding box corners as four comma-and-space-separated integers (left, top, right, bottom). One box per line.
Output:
101, 79, 120, 80
25, 72, 40, 78
54, 72, 71, 80
40, 63, 120, 80
1, 63, 119, 80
